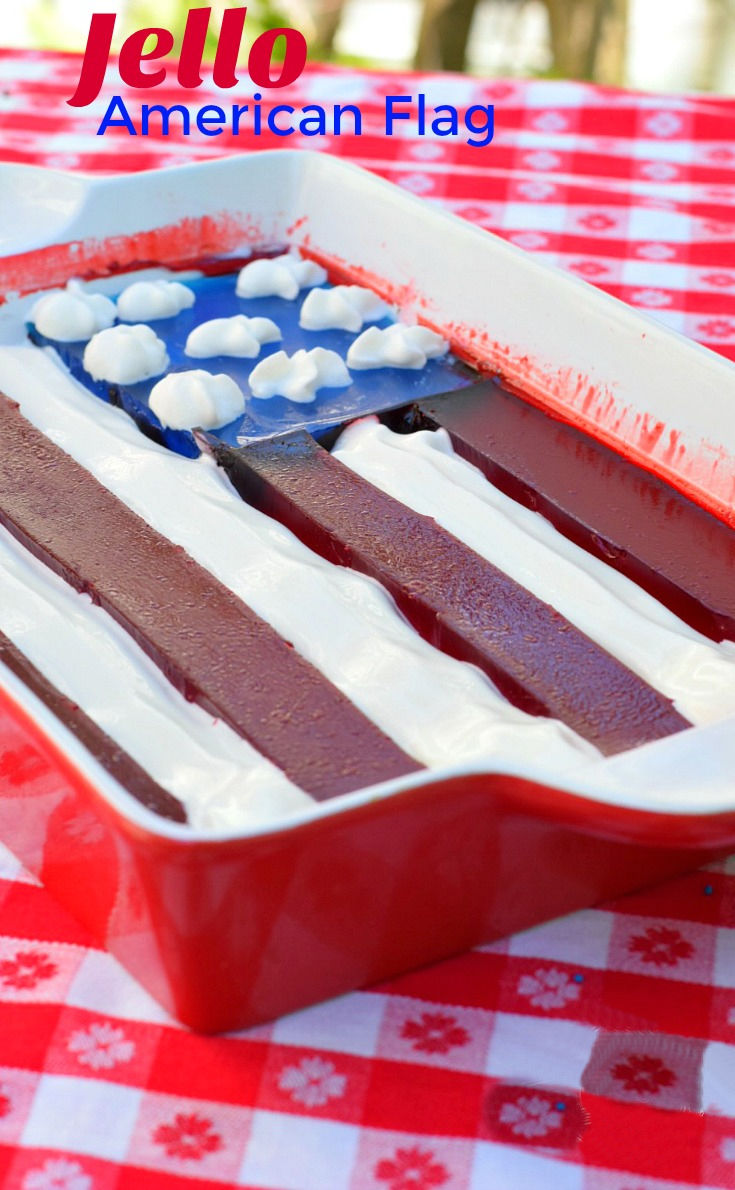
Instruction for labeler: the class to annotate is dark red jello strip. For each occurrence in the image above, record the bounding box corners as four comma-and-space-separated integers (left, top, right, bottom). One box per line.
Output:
0, 393, 420, 800
410, 379, 735, 642
0, 631, 187, 822
209, 430, 690, 756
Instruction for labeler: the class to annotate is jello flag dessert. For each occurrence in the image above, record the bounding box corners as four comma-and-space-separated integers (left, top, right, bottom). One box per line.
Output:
204, 428, 691, 755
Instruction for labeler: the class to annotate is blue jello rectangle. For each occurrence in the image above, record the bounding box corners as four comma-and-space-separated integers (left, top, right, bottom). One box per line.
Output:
28, 270, 473, 457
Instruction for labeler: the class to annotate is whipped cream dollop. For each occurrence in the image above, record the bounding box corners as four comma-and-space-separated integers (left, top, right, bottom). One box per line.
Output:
333, 419, 735, 727
299, 284, 389, 333
185, 314, 281, 359
149, 369, 246, 430
116, 279, 195, 322
236, 252, 328, 301
29, 280, 116, 342
83, 324, 169, 385
347, 324, 448, 370
248, 346, 351, 403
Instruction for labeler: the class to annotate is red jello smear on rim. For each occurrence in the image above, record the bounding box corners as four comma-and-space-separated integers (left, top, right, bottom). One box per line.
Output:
0, 213, 267, 301
413, 380, 735, 643
209, 430, 690, 756
0, 394, 421, 800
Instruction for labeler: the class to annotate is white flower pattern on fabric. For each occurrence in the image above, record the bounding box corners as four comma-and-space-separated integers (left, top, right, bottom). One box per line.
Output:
277, 1056, 347, 1107
636, 243, 676, 261
516, 968, 581, 1010
630, 289, 672, 308
639, 161, 679, 182
522, 150, 561, 171
23, 1158, 93, 1190
516, 180, 557, 201
643, 112, 683, 138
509, 232, 549, 251
67, 1021, 135, 1070
531, 111, 569, 133
498, 1095, 564, 1139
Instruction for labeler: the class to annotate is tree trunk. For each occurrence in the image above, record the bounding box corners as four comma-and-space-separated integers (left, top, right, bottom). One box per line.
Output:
414, 0, 480, 71
309, 0, 347, 57
543, 0, 628, 84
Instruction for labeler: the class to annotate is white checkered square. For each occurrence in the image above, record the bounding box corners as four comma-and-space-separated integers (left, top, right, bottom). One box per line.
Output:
470, 1140, 584, 1189
66, 949, 177, 1025
643, 308, 687, 333
21, 1073, 141, 1160
501, 202, 568, 232
524, 81, 589, 108
271, 992, 385, 1058
508, 910, 613, 970
702, 1042, 735, 1116
239, 1110, 358, 1189
630, 138, 695, 165
485, 1013, 597, 1087
628, 206, 693, 242
619, 260, 691, 289
0, 841, 35, 883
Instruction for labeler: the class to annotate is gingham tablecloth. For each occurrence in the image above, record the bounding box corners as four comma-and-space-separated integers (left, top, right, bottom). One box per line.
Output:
0, 47, 734, 1190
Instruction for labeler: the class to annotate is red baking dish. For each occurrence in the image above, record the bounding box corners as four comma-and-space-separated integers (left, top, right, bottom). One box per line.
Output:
0, 153, 734, 1032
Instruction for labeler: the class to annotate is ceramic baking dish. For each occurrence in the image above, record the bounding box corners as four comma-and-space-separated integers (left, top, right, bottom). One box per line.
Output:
0, 152, 734, 1033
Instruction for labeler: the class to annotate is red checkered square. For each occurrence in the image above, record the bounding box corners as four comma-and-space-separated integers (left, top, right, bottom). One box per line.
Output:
257, 1044, 370, 1124
6, 1148, 120, 1190
0, 1067, 40, 1145
127, 1090, 251, 1183
607, 914, 718, 986
375, 996, 494, 1074
45, 1008, 161, 1086
702, 1114, 735, 1189
351, 1127, 475, 1190
0, 938, 85, 1005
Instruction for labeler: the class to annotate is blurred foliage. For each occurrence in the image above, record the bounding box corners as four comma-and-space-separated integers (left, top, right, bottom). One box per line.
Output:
126, 1, 299, 56
13, 0, 735, 92
24, 1, 297, 55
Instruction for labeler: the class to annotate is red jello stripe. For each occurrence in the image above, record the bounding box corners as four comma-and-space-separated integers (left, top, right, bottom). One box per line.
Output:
0, 394, 421, 801
0, 630, 187, 822
211, 431, 690, 755
413, 380, 735, 642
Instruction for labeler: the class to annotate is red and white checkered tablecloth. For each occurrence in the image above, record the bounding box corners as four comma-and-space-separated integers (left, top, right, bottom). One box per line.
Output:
0, 46, 734, 1190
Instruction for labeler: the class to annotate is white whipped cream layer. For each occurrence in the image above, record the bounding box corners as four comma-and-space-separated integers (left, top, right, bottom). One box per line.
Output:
236, 252, 327, 301
83, 324, 169, 385
333, 419, 735, 727
0, 346, 596, 820
149, 370, 245, 430
248, 346, 351, 403
347, 324, 448, 370
185, 315, 281, 359
30, 281, 116, 342
116, 279, 195, 322
0, 522, 309, 832
299, 285, 389, 333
